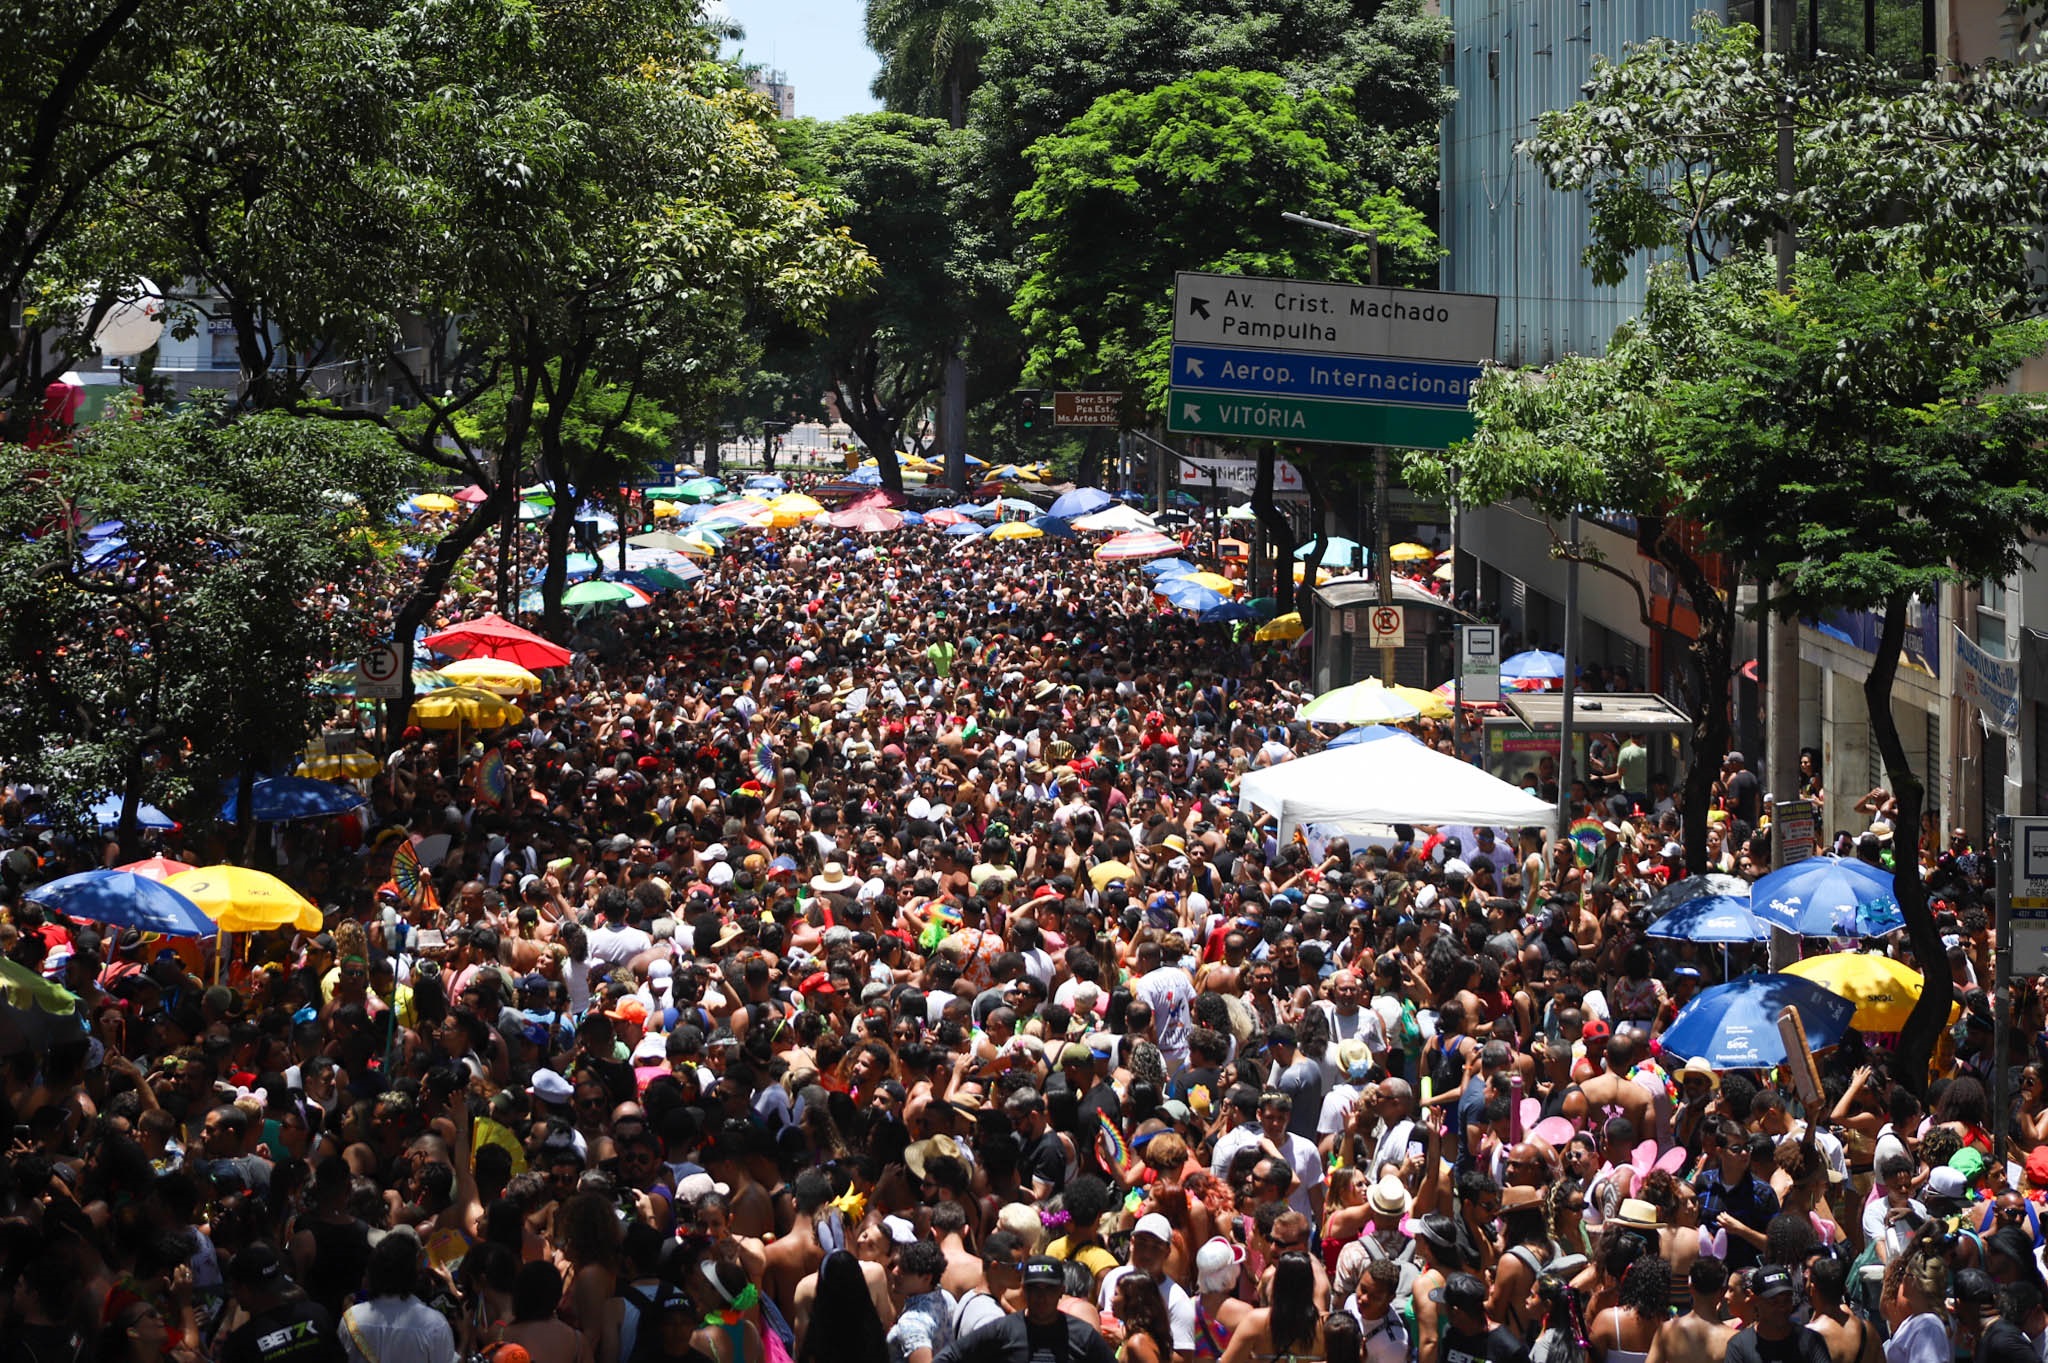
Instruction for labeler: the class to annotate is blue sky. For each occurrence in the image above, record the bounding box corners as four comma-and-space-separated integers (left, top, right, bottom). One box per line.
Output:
718, 0, 884, 121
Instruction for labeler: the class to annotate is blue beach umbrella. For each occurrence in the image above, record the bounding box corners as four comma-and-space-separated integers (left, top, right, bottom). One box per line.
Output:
221, 777, 369, 823
1326, 725, 1425, 749
1658, 973, 1858, 1069
1049, 487, 1116, 519
26, 870, 216, 938
945, 521, 987, 537
1501, 650, 1568, 680
1750, 856, 1901, 937
1142, 558, 1199, 579
1645, 894, 1771, 944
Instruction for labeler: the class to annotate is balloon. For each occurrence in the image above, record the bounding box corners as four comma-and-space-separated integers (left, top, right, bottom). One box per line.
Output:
88, 277, 164, 356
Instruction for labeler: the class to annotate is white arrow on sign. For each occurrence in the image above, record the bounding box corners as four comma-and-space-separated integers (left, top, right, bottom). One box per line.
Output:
1182, 402, 1202, 423
1184, 356, 1205, 379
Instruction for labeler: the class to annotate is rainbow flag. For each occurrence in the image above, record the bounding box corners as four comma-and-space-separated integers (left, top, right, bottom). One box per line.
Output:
1568, 816, 1604, 867
753, 737, 776, 789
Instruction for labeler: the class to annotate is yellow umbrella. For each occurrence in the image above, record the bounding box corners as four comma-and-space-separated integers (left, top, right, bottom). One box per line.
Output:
411, 493, 459, 513
1380, 681, 1453, 719
1782, 954, 1959, 1033
438, 658, 544, 695
1177, 571, 1237, 594
1255, 612, 1305, 642
1389, 541, 1435, 562
165, 866, 323, 934
990, 521, 1043, 540
651, 500, 682, 519
296, 751, 382, 779
410, 685, 526, 730
766, 493, 826, 527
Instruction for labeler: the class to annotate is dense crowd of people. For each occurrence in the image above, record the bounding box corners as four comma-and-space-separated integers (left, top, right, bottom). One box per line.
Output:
0, 469, 2019, 1363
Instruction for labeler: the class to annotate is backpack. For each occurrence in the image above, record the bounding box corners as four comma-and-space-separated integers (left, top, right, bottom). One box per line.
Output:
1395, 998, 1423, 1053
618, 1282, 683, 1363
1361, 1231, 1422, 1304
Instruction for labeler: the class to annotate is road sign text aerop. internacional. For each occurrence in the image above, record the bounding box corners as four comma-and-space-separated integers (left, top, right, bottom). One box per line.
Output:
1166, 271, 1498, 450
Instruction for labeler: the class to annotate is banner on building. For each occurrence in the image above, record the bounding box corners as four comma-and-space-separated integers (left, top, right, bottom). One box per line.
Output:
1954, 625, 2020, 735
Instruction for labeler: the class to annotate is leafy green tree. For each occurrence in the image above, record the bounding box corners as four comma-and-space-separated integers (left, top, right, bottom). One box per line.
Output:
770, 113, 972, 491
1663, 254, 2048, 1093
1012, 69, 1433, 409
867, 0, 989, 126
0, 399, 418, 852
1520, 15, 2048, 302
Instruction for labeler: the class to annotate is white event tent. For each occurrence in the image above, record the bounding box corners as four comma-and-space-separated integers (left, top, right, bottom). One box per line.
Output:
1239, 736, 1556, 839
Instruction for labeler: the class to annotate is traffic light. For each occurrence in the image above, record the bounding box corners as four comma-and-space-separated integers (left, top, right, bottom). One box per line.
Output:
1013, 388, 1042, 435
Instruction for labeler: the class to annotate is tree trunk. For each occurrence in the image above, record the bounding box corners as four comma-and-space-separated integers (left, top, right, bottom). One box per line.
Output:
703, 426, 721, 475
1650, 523, 1736, 875
1077, 429, 1106, 488
1298, 460, 1330, 635
1252, 444, 1297, 615
540, 457, 576, 640
1867, 590, 1945, 1097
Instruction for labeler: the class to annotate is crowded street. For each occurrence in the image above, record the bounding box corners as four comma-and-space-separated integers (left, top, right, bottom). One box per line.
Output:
0, 463, 2014, 1363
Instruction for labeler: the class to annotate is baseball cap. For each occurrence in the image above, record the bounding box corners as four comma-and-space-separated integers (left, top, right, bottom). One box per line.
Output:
1753, 1265, 1797, 1299
1580, 1018, 1611, 1043
1133, 1213, 1172, 1242
1431, 1272, 1488, 1308
1021, 1257, 1064, 1289
1949, 1147, 1990, 1182
1926, 1166, 1971, 1202
229, 1243, 289, 1287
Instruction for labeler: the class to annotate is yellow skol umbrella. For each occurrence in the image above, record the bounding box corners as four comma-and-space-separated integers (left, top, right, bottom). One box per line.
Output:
766, 493, 826, 527
411, 493, 459, 513
1782, 954, 1958, 1033
990, 521, 1043, 540
410, 685, 526, 731
438, 658, 544, 695
651, 500, 682, 519
1176, 571, 1237, 594
1255, 612, 1305, 642
1389, 541, 1435, 562
296, 751, 382, 779
165, 866, 323, 934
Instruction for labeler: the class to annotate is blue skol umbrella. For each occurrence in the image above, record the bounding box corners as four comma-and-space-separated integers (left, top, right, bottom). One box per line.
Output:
28, 795, 178, 831
1647, 872, 1753, 918
898, 511, 926, 527
945, 521, 988, 537
846, 466, 883, 486
745, 474, 787, 493
1198, 600, 1256, 624
221, 777, 369, 823
1751, 856, 1901, 937
1658, 973, 1859, 1069
1501, 650, 1568, 680
1049, 487, 1116, 519
1142, 557, 1199, 579
1028, 516, 1075, 539
1326, 725, 1425, 749
26, 869, 216, 938
954, 502, 999, 522
1645, 894, 1770, 944
1155, 579, 1225, 612
1293, 537, 1365, 568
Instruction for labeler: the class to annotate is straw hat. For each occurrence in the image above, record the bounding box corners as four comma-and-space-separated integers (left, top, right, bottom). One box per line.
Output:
810, 863, 855, 893
1368, 1175, 1412, 1218
1611, 1197, 1664, 1229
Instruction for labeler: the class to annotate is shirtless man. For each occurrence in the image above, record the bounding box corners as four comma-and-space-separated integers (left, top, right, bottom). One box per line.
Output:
1804, 1257, 1880, 1363
1645, 1258, 1737, 1363
762, 1170, 832, 1315
1195, 932, 1250, 996
932, 1200, 987, 1298
1562, 1031, 1654, 1139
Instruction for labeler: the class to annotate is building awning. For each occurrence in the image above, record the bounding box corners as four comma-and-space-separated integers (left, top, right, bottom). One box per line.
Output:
1504, 691, 1692, 732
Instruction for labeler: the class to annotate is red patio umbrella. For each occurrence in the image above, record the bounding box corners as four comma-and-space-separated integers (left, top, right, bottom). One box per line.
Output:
826, 505, 904, 533
453, 484, 489, 504
117, 855, 197, 883
421, 613, 574, 669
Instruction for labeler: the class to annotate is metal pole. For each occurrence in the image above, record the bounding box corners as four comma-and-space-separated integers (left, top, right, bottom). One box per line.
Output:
1995, 815, 2014, 1167
1374, 448, 1396, 682
1557, 510, 1580, 840
1767, 23, 1803, 873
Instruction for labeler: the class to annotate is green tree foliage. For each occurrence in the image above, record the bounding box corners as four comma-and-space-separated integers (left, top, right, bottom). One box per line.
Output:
1011, 69, 1433, 409
0, 400, 418, 849
1521, 15, 2048, 301
867, 0, 989, 126
769, 113, 972, 490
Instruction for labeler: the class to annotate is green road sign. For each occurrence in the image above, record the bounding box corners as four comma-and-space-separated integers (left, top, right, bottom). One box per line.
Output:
1166, 391, 1474, 448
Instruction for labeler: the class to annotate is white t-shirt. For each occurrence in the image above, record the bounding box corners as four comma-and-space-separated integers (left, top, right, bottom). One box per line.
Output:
586, 922, 651, 966
1097, 1266, 1196, 1352
1864, 1194, 1928, 1260
1884, 1312, 1950, 1363
1319, 1000, 1387, 1058
1319, 1082, 1362, 1138
1277, 1131, 1326, 1220
1134, 966, 1196, 1065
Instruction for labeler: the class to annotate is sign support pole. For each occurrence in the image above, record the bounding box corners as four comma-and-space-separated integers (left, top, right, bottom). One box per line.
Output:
1996, 815, 2013, 1168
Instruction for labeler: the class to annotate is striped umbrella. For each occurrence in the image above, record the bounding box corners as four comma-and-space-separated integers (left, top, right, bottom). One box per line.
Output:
1095, 530, 1183, 561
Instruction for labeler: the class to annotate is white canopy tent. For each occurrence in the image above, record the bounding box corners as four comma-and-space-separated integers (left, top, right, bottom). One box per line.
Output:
1072, 503, 1157, 533
1239, 737, 1556, 839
